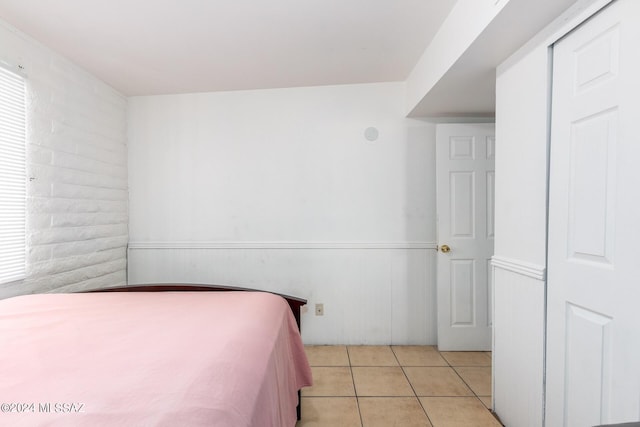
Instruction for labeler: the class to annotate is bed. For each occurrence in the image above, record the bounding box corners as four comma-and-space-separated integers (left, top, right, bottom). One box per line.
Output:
0, 284, 313, 426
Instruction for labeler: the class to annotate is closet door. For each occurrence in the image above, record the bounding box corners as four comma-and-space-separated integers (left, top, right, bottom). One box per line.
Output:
546, 1, 640, 425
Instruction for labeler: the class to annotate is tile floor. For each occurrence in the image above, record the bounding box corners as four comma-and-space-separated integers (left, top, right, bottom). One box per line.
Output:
297, 345, 502, 427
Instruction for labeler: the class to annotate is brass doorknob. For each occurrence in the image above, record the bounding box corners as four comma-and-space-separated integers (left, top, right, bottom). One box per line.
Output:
440, 244, 451, 253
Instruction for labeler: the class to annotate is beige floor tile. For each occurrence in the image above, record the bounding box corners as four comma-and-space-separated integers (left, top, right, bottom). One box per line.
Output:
348, 345, 398, 366
352, 367, 414, 396
305, 345, 350, 366
403, 367, 473, 397
359, 397, 432, 427
420, 397, 502, 427
297, 397, 362, 427
440, 351, 492, 367
392, 346, 448, 367
455, 366, 492, 396
302, 367, 355, 397
478, 396, 493, 410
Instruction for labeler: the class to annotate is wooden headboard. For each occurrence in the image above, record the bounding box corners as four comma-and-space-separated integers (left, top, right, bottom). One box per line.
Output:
87, 284, 307, 331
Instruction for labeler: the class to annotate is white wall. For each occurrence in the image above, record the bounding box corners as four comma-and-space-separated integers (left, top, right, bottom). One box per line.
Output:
0, 20, 128, 298
493, 0, 613, 425
127, 82, 438, 344
495, 48, 549, 267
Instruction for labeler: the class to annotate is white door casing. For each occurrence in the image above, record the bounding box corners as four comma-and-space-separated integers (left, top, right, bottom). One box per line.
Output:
436, 123, 495, 351
546, 1, 640, 425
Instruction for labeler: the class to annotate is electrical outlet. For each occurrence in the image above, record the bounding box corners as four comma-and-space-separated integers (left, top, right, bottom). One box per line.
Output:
315, 303, 324, 316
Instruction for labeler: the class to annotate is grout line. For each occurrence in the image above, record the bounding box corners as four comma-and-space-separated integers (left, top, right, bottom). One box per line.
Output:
440, 351, 493, 404
345, 346, 364, 427
392, 346, 436, 427
449, 364, 492, 410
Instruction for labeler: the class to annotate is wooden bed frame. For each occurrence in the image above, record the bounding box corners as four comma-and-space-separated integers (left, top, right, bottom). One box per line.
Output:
86, 283, 308, 420
87, 283, 307, 330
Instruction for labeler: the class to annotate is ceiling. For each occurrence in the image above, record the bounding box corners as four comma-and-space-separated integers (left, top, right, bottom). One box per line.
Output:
0, 0, 457, 96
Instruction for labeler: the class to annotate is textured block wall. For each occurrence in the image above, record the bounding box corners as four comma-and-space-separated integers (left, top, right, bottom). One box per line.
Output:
0, 21, 128, 297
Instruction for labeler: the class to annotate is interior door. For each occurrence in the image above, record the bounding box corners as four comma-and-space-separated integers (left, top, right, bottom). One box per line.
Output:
546, 1, 640, 425
436, 123, 495, 351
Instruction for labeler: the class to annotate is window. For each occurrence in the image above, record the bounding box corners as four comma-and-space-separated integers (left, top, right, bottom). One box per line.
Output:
0, 64, 26, 285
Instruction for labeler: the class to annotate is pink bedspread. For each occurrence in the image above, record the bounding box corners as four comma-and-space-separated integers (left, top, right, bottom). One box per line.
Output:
0, 291, 312, 426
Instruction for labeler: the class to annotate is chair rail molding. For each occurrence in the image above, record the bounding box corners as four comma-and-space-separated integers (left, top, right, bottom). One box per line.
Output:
127, 241, 438, 250
491, 255, 546, 281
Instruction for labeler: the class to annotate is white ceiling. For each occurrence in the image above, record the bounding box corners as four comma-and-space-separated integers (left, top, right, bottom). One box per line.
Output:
0, 0, 457, 96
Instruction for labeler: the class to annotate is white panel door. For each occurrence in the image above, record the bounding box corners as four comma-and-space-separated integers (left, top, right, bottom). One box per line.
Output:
436, 123, 494, 351
547, 1, 640, 425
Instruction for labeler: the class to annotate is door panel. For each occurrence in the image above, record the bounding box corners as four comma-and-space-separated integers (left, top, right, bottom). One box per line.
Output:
451, 172, 475, 237
451, 259, 474, 325
568, 109, 617, 264
563, 304, 613, 426
546, 1, 640, 425
486, 171, 495, 239
436, 123, 494, 351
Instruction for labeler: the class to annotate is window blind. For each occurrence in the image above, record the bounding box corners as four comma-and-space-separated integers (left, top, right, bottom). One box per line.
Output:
0, 65, 26, 285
